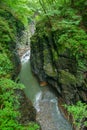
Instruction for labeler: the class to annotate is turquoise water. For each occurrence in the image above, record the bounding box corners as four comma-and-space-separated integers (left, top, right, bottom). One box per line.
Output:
19, 51, 73, 130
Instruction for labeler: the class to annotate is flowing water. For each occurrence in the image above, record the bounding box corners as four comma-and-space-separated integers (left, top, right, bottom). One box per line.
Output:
19, 50, 73, 130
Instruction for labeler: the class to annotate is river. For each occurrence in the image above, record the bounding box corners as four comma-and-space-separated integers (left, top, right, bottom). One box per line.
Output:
19, 50, 73, 130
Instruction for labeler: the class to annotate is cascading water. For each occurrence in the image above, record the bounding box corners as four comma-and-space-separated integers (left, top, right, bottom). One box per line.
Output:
19, 50, 73, 130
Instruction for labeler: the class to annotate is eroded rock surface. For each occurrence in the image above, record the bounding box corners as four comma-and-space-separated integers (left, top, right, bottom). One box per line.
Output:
30, 23, 87, 106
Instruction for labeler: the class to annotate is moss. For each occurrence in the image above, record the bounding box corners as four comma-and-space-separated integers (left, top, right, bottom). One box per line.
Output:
44, 63, 57, 77
25, 122, 40, 130
0, 53, 14, 78
59, 70, 77, 86
52, 48, 59, 62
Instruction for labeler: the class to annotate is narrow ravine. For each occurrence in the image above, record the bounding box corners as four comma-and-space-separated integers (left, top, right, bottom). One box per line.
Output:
19, 50, 73, 130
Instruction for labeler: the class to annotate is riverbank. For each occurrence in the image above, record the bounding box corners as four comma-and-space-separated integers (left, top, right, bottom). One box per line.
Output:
19, 50, 73, 130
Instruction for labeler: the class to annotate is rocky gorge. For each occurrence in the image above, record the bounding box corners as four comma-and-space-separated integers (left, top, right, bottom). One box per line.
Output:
30, 23, 87, 104
30, 20, 87, 129
1, 1, 87, 129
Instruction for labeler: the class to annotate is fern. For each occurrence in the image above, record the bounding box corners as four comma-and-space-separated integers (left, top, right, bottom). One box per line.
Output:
64, 101, 87, 128
0, 0, 32, 26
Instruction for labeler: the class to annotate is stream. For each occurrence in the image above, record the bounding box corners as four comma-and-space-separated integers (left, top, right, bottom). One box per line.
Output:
19, 50, 73, 130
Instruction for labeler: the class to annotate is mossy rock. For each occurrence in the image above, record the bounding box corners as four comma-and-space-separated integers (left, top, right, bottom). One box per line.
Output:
59, 70, 77, 86
17, 90, 36, 124
44, 63, 57, 77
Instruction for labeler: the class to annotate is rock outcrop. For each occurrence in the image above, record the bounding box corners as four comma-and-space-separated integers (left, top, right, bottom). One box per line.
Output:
30, 23, 87, 106
16, 90, 36, 124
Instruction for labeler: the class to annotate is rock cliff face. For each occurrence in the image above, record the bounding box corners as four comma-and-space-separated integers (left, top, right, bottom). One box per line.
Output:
30, 23, 87, 105
4, 39, 21, 82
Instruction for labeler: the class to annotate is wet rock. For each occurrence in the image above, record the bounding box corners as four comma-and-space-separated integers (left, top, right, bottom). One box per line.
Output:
16, 90, 36, 124
11, 51, 21, 80
40, 81, 48, 87
30, 22, 87, 106
30, 22, 87, 130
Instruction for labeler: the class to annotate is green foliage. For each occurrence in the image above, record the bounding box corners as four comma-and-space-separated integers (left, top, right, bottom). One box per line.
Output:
0, 0, 31, 26
64, 101, 87, 128
38, 0, 69, 15
0, 16, 15, 43
58, 26, 87, 70
26, 122, 40, 130
0, 53, 14, 78
51, 5, 87, 71
0, 0, 36, 45
0, 78, 25, 130
74, 0, 87, 9
0, 1, 41, 130
0, 78, 40, 130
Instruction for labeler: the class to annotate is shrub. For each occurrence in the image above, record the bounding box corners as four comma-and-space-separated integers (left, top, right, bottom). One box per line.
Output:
0, 53, 13, 78
0, 78, 24, 130
64, 101, 87, 128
